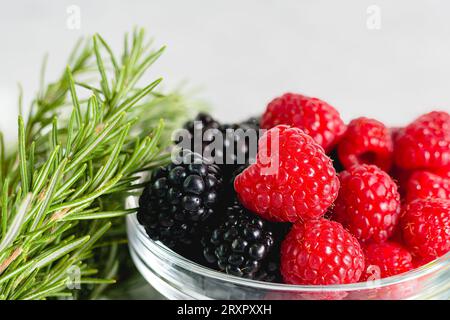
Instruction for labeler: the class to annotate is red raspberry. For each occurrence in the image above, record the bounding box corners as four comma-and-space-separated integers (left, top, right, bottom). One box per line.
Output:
401, 198, 450, 262
333, 164, 401, 243
406, 171, 450, 202
260, 93, 346, 152
280, 219, 365, 285
433, 166, 450, 179
337, 117, 394, 172
361, 242, 413, 281
395, 111, 450, 170
234, 125, 340, 222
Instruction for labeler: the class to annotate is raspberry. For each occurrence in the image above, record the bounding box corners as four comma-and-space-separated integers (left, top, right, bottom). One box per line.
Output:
333, 164, 401, 243
138, 151, 223, 248
263, 290, 348, 301
280, 219, 365, 285
406, 171, 450, 202
234, 125, 340, 222
394, 111, 450, 170
260, 93, 346, 152
337, 117, 394, 171
361, 242, 413, 281
400, 198, 450, 262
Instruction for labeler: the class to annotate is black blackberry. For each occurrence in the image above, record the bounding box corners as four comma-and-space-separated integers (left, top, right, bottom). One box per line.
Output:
201, 202, 278, 280
221, 164, 249, 204
180, 113, 259, 178
137, 151, 223, 248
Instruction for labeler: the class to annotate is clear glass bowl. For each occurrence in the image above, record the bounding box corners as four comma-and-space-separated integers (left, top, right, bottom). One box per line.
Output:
126, 195, 450, 300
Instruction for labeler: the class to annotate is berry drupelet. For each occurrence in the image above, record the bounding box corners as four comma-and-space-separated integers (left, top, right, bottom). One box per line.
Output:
138, 151, 223, 248
202, 202, 282, 281
400, 197, 450, 263
406, 170, 450, 202
260, 93, 347, 153
235, 125, 340, 222
333, 164, 401, 243
395, 111, 450, 171
337, 117, 394, 172
280, 218, 365, 285
361, 241, 413, 281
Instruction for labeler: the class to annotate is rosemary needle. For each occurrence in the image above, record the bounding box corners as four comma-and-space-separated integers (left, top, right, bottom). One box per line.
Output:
0, 28, 193, 300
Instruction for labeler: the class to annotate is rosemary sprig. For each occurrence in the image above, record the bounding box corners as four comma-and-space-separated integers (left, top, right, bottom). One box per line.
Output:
0, 28, 192, 300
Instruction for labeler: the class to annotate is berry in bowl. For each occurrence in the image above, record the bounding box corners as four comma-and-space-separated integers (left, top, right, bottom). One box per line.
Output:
127, 93, 450, 299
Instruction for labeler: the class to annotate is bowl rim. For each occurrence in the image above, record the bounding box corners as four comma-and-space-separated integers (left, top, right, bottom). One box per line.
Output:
127, 195, 450, 293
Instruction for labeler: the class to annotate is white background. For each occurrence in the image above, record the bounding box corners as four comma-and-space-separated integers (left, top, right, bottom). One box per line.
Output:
1, 0, 450, 144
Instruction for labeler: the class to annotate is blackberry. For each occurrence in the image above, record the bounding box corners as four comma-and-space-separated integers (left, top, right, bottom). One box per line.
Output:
239, 116, 261, 132
180, 113, 260, 178
201, 202, 282, 281
138, 151, 223, 248
182, 112, 221, 153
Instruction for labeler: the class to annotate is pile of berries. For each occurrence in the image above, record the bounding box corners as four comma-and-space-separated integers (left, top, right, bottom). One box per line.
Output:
138, 92, 450, 287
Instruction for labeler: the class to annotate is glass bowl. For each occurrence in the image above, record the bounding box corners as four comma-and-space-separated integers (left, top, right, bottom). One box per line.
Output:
126, 195, 450, 300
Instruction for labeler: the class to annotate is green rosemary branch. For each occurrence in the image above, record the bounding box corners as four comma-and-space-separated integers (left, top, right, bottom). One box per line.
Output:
0, 28, 193, 300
